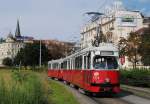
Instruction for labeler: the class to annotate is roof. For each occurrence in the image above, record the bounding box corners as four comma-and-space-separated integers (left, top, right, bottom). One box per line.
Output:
48, 43, 118, 63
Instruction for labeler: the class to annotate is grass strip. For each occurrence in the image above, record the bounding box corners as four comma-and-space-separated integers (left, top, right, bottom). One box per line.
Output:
49, 80, 80, 104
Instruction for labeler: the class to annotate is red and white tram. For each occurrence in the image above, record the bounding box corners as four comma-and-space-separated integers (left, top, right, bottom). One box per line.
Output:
48, 43, 121, 94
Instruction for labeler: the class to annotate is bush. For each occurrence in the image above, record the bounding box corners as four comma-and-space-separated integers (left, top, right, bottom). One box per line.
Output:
2, 57, 13, 66
120, 68, 150, 87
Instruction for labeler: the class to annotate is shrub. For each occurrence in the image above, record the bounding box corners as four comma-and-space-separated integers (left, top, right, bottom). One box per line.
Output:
120, 68, 150, 87
2, 57, 13, 66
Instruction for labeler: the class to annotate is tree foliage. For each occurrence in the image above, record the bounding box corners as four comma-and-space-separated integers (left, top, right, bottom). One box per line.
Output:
119, 32, 141, 68
0, 38, 5, 43
2, 57, 13, 66
14, 42, 50, 67
140, 25, 150, 66
47, 42, 73, 60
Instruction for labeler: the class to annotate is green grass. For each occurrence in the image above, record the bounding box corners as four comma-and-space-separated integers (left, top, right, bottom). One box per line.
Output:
0, 69, 79, 104
49, 80, 79, 104
0, 70, 50, 104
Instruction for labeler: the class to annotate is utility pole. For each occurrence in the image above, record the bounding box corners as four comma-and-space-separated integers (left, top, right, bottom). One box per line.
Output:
39, 39, 42, 67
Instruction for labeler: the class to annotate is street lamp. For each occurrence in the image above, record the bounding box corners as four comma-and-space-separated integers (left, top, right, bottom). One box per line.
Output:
39, 39, 42, 67
85, 12, 105, 47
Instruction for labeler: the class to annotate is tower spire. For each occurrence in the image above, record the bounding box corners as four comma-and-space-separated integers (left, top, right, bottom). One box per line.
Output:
15, 19, 21, 37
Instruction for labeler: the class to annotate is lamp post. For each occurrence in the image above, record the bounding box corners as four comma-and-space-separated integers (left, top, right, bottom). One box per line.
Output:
39, 39, 42, 67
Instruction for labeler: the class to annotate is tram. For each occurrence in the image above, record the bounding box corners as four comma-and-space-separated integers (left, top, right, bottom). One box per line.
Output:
48, 43, 120, 94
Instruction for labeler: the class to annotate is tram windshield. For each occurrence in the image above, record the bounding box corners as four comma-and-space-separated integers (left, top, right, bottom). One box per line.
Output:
93, 56, 118, 69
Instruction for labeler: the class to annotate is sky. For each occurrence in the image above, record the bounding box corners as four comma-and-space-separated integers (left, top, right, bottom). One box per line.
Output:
0, 0, 150, 41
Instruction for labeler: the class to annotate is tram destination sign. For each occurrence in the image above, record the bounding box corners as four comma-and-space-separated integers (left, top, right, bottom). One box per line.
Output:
100, 51, 114, 56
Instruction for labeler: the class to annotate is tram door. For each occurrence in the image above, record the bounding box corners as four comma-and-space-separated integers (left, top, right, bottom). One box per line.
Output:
83, 54, 92, 87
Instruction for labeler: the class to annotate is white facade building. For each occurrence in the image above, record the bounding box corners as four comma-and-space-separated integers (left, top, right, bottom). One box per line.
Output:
81, 12, 143, 48
0, 33, 24, 66
80, 0, 145, 67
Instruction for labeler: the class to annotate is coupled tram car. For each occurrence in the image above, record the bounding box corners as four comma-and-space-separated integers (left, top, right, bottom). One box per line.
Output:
48, 43, 121, 94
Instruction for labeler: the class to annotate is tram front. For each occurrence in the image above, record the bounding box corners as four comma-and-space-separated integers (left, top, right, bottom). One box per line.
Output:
90, 47, 120, 93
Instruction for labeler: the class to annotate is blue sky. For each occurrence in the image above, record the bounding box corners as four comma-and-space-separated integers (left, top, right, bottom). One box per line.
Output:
0, 0, 149, 41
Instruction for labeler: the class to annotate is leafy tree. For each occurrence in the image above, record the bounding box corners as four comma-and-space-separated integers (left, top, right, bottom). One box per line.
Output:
140, 25, 150, 66
0, 38, 5, 43
14, 42, 50, 67
119, 37, 128, 57
119, 32, 141, 68
48, 42, 72, 60
2, 57, 13, 66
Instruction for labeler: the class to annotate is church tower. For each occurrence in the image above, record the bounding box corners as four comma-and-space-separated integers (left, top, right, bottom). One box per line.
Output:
15, 19, 21, 37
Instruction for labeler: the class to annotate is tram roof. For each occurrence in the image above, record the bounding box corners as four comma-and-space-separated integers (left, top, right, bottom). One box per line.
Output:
48, 43, 118, 63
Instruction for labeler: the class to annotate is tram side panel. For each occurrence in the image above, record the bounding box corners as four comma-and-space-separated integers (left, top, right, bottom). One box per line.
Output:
67, 70, 72, 83
48, 69, 52, 78
82, 70, 100, 92
48, 69, 55, 78
71, 70, 84, 88
58, 70, 63, 80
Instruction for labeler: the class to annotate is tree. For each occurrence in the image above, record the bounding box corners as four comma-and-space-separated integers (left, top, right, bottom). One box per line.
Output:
119, 32, 141, 68
2, 57, 13, 66
119, 37, 128, 57
14, 42, 50, 67
140, 25, 150, 66
0, 38, 5, 43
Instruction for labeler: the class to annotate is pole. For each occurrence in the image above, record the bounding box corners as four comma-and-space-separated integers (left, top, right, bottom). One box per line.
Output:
39, 39, 42, 67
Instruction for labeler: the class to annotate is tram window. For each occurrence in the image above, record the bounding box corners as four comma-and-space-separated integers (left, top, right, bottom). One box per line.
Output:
70, 60, 72, 69
68, 60, 70, 69
63, 61, 67, 69
52, 63, 58, 69
61, 63, 63, 69
87, 56, 91, 69
72, 59, 75, 69
93, 56, 118, 69
48, 64, 51, 69
75, 56, 82, 69
84, 56, 87, 69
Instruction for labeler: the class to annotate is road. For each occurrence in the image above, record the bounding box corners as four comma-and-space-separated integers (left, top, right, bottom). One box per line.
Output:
54, 80, 150, 104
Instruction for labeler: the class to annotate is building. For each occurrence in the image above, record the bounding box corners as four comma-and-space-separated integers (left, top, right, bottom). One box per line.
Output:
0, 32, 24, 66
0, 20, 31, 66
80, 0, 147, 68
81, 0, 144, 49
